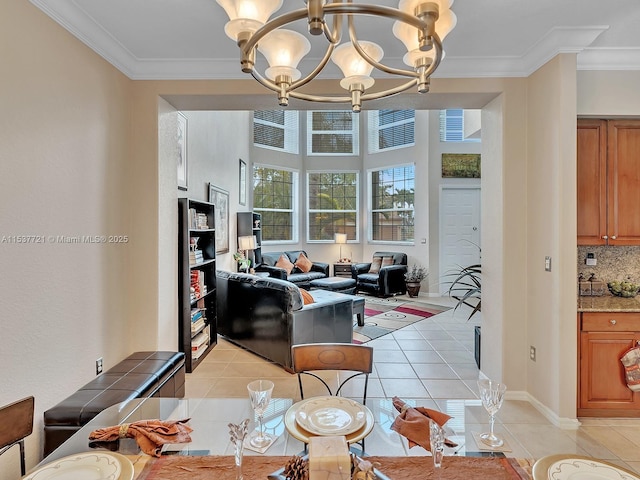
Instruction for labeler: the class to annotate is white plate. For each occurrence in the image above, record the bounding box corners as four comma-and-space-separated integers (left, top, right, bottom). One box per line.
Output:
549, 458, 640, 480
295, 396, 366, 436
24, 452, 125, 480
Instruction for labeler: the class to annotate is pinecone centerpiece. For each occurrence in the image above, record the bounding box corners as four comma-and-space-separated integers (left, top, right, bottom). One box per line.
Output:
283, 455, 309, 480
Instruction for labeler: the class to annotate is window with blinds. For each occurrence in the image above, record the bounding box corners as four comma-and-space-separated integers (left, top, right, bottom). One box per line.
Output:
307, 111, 359, 155
368, 110, 415, 153
439, 109, 481, 142
369, 165, 415, 243
253, 165, 298, 243
307, 172, 359, 242
253, 110, 299, 153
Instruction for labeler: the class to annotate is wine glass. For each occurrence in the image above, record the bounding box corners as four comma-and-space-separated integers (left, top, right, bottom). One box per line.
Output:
477, 379, 507, 447
429, 419, 445, 468
247, 379, 274, 448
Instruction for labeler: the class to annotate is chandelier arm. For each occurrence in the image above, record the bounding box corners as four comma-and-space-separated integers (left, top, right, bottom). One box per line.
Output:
420, 34, 444, 78
321, 5, 342, 45
289, 42, 337, 91
360, 78, 418, 101
249, 69, 283, 95
347, 15, 419, 79
242, 3, 431, 57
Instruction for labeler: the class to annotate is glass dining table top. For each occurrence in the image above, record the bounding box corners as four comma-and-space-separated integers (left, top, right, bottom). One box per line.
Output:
41, 396, 487, 467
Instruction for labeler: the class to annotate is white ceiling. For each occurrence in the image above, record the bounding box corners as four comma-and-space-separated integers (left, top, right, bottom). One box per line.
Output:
30, 0, 640, 81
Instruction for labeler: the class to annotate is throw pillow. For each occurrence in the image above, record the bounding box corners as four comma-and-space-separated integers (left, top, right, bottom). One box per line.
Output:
300, 289, 315, 305
381, 256, 394, 268
369, 256, 383, 274
295, 252, 313, 273
275, 254, 295, 275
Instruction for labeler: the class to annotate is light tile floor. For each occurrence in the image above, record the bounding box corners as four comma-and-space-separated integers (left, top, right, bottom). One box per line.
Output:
185, 295, 640, 473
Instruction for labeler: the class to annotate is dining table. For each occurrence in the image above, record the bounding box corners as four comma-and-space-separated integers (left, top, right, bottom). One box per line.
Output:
34, 396, 533, 480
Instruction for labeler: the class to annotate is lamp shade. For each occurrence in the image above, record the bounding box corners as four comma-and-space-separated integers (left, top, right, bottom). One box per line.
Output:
331, 41, 384, 90
238, 235, 257, 251
259, 29, 311, 81
393, 8, 456, 66
334, 233, 348, 244
216, 0, 283, 40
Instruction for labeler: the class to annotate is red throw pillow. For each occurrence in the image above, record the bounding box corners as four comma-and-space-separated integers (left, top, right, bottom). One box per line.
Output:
369, 256, 383, 274
275, 254, 295, 275
300, 289, 315, 305
295, 253, 313, 273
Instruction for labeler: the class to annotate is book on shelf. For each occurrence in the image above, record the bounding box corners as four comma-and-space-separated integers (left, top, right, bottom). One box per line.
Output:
190, 270, 205, 298
192, 330, 209, 350
189, 249, 204, 265
196, 213, 209, 229
190, 308, 204, 322
191, 317, 206, 335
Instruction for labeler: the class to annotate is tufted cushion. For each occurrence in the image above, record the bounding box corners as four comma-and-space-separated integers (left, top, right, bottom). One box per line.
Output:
369, 256, 383, 274
300, 289, 315, 305
295, 252, 313, 273
276, 254, 295, 275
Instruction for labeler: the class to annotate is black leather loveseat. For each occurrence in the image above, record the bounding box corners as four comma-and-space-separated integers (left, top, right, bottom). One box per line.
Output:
216, 271, 353, 371
256, 250, 329, 289
352, 251, 408, 297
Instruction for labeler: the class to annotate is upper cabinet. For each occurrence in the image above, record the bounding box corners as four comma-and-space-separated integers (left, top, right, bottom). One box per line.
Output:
578, 119, 640, 246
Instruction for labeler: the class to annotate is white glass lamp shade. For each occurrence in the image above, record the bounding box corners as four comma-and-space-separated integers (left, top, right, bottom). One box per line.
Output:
334, 233, 347, 244
216, 0, 283, 40
238, 235, 257, 251
258, 29, 311, 81
398, 0, 453, 14
331, 41, 384, 90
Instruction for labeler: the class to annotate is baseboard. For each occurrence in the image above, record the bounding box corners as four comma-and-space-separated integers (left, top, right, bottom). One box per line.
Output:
505, 390, 581, 430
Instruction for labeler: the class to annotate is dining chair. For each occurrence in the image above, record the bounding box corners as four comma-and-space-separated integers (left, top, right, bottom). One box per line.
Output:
291, 343, 374, 453
0, 396, 35, 476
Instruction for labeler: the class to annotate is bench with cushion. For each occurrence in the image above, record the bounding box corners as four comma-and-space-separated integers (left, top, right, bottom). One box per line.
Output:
43, 351, 185, 456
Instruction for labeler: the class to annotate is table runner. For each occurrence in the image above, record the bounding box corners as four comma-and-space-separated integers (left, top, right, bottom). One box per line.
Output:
136, 455, 532, 480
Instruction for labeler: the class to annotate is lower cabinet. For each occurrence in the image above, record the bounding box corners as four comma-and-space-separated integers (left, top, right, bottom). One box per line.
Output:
578, 312, 640, 416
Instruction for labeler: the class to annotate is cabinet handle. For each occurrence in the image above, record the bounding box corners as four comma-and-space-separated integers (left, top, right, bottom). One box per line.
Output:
611, 235, 617, 240
602, 235, 608, 239
610, 319, 617, 325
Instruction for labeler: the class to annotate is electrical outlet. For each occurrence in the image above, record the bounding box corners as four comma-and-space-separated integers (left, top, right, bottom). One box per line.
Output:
96, 357, 103, 375
545, 256, 552, 272
530, 346, 536, 362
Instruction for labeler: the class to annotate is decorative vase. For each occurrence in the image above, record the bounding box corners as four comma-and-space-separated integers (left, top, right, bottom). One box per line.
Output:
406, 282, 421, 298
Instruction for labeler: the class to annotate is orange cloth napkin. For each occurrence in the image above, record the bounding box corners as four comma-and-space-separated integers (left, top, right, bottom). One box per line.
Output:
89, 419, 193, 457
390, 396, 457, 452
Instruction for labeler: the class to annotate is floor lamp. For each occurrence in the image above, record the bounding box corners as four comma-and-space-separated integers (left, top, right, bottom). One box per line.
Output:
238, 235, 257, 273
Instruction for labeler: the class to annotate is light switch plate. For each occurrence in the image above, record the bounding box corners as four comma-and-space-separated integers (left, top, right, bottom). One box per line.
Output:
545, 256, 552, 272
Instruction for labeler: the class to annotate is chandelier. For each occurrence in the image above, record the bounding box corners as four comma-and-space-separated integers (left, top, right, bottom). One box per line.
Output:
216, 0, 456, 112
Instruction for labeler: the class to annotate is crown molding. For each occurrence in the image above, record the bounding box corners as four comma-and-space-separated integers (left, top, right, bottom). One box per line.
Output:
29, 3, 636, 80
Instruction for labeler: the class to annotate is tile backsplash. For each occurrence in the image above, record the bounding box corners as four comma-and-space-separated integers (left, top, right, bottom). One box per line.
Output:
577, 246, 640, 283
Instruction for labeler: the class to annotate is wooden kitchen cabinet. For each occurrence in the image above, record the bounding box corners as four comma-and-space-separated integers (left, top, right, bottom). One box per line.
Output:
578, 312, 640, 416
577, 119, 640, 245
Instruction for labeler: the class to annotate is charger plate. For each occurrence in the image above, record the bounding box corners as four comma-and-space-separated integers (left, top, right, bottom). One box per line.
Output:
24, 451, 133, 480
532, 454, 640, 480
295, 396, 366, 436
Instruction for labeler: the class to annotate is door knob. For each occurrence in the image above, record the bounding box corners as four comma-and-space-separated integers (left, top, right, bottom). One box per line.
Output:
610, 319, 617, 325
602, 235, 608, 239
611, 235, 617, 240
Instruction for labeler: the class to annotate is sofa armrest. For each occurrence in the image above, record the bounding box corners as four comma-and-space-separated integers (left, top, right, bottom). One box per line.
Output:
353, 263, 371, 275
255, 265, 287, 280
310, 262, 329, 276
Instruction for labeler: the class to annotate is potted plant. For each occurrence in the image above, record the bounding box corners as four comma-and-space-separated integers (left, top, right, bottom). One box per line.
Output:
405, 265, 428, 297
444, 263, 481, 320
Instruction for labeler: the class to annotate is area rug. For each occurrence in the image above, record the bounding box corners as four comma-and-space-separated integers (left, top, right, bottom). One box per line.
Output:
353, 297, 452, 343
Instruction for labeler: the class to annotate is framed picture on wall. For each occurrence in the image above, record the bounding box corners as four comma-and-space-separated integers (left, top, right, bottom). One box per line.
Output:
442, 153, 481, 178
208, 183, 229, 254
177, 112, 188, 190
239, 159, 247, 206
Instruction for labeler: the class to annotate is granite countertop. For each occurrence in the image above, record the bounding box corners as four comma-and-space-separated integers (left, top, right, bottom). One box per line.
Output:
578, 295, 640, 312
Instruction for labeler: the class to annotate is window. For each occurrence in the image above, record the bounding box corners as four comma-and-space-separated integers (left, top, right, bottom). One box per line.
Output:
439, 109, 481, 142
253, 165, 298, 242
253, 110, 299, 153
369, 165, 415, 243
368, 110, 415, 153
307, 111, 359, 155
307, 172, 359, 241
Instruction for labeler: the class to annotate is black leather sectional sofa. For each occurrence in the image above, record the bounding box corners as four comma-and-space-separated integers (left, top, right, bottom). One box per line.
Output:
216, 271, 353, 371
256, 250, 329, 289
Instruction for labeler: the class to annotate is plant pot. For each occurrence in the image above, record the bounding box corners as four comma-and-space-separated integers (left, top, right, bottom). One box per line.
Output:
406, 282, 421, 298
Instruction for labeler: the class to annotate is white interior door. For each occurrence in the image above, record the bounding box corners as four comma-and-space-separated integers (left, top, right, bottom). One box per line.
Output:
439, 187, 481, 294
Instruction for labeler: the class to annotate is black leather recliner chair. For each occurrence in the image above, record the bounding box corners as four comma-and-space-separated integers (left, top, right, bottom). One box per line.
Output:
351, 251, 408, 297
